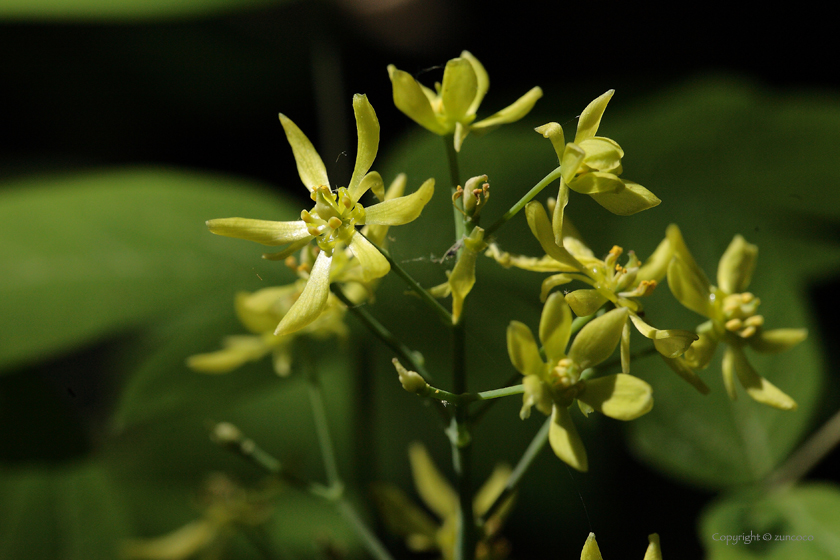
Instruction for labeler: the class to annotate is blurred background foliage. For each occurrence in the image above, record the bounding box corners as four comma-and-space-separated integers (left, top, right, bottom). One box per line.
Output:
1, 1, 839, 559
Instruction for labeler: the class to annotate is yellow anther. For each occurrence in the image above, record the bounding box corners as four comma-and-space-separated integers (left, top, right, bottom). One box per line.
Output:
740, 326, 757, 338
609, 246, 623, 257
744, 315, 765, 328
725, 318, 743, 332
741, 292, 755, 304
307, 226, 322, 237
301, 209, 312, 222
284, 256, 297, 269
297, 263, 311, 274
328, 216, 343, 229
641, 280, 657, 295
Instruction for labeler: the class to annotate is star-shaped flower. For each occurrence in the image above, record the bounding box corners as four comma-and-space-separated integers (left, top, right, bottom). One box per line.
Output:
388, 51, 543, 151
507, 292, 653, 471
206, 95, 434, 336
665, 224, 807, 410
536, 90, 660, 216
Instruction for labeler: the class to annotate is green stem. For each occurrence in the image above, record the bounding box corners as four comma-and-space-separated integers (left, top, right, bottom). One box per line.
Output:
422, 383, 525, 406
480, 415, 551, 525
360, 231, 453, 325
443, 136, 466, 242
304, 359, 341, 490
336, 498, 396, 560
485, 165, 563, 237
331, 284, 432, 381
766, 407, 840, 489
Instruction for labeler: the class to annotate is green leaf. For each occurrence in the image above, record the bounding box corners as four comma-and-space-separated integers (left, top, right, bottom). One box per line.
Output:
0, 0, 294, 21
0, 167, 301, 372
700, 483, 840, 559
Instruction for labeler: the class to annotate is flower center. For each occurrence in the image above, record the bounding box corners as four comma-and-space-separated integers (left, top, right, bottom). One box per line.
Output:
585, 246, 655, 308
301, 185, 366, 255
720, 292, 764, 338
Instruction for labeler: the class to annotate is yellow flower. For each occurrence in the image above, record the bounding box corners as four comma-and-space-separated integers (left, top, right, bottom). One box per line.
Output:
507, 293, 653, 471
581, 532, 663, 560
665, 224, 807, 410
206, 95, 434, 336
536, 90, 660, 215
388, 51, 543, 151
371, 442, 515, 560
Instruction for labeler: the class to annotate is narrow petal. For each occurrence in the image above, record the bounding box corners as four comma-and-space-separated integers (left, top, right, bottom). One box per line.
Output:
235, 285, 298, 333
453, 121, 470, 152
349, 233, 390, 282
578, 137, 624, 173
581, 533, 603, 560
521, 374, 553, 418
472, 463, 512, 517
540, 273, 576, 301
666, 224, 711, 295
186, 337, 268, 374
567, 172, 624, 194
369, 483, 439, 548
507, 321, 544, 377
560, 143, 587, 184
539, 292, 573, 363
279, 113, 329, 192
349, 171, 384, 206
525, 201, 583, 271
206, 218, 311, 246
730, 345, 797, 410
627, 313, 698, 358
748, 328, 808, 354
387, 65, 449, 134
408, 442, 458, 519
363, 178, 435, 225
347, 94, 380, 197
575, 90, 614, 144
621, 321, 631, 374
448, 227, 484, 324
565, 289, 609, 317
644, 534, 663, 560
683, 331, 718, 368
588, 180, 661, 215
721, 347, 738, 400
552, 181, 570, 245
717, 234, 758, 294
535, 122, 565, 163
274, 251, 332, 336
470, 86, 543, 134
461, 50, 489, 115
441, 57, 478, 123
568, 307, 629, 369
660, 355, 710, 394
578, 373, 653, 421
636, 235, 672, 283
122, 520, 217, 560
549, 405, 588, 472
667, 255, 714, 318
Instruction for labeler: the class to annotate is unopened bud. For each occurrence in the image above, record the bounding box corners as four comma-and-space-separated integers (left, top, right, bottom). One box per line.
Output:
212, 422, 243, 446
462, 174, 488, 214
392, 358, 428, 395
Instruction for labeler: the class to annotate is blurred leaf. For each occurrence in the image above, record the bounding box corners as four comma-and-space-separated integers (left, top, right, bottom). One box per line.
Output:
0, 167, 300, 372
700, 483, 840, 559
0, 0, 294, 21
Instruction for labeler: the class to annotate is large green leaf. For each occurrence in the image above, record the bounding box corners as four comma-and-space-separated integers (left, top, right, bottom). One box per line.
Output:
0, 0, 293, 21
0, 167, 301, 372
700, 483, 840, 559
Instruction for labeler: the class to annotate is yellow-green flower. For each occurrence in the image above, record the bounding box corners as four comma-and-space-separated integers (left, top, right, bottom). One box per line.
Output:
665, 224, 807, 410
507, 292, 653, 471
371, 442, 515, 560
206, 95, 434, 336
429, 226, 487, 324
388, 51, 543, 151
187, 280, 347, 376
581, 532, 663, 560
536, 90, 659, 216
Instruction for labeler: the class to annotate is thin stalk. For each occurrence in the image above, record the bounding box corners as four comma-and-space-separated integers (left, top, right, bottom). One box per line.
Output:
336, 498, 396, 560
331, 284, 432, 381
443, 136, 466, 242
422, 383, 525, 406
597, 344, 659, 373
480, 415, 551, 525
766, 407, 840, 489
360, 231, 453, 325
485, 166, 563, 237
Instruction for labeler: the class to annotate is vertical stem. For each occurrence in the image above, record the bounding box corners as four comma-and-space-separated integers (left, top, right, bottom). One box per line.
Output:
305, 357, 341, 489
443, 134, 476, 560
336, 498, 395, 560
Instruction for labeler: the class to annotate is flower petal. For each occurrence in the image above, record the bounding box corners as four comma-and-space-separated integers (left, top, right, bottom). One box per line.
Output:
347, 94, 380, 198
717, 234, 758, 294
627, 313, 698, 358
748, 328, 808, 354
565, 289, 609, 317
206, 218, 312, 247
461, 50, 489, 115
540, 273, 576, 301
644, 534, 663, 560
279, 113, 329, 192
186, 336, 269, 374
721, 346, 738, 400
387, 65, 449, 135
560, 143, 587, 185
470, 86, 543, 134
636, 235, 672, 283
581, 533, 604, 560
274, 251, 332, 336
535, 122, 565, 163
660, 355, 710, 394
578, 137, 624, 173
552, 180, 571, 245
441, 57, 477, 123
539, 292, 573, 362
567, 171, 624, 194
729, 345, 797, 410
349, 233, 390, 282
568, 307, 629, 370
448, 227, 485, 324
588, 180, 661, 215
363, 178, 435, 226
507, 321, 544, 377
349, 170, 384, 210
525, 201, 583, 271
621, 320, 631, 374
575, 90, 614, 144
549, 405, 588, 472
683, 331, 718, 368
578, 373, 653, 421
453, 121, 470, 152
667, 255, 714, 318
472, 463, 512, 518
521, 374, 553, 418
408, 442, 458, 519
